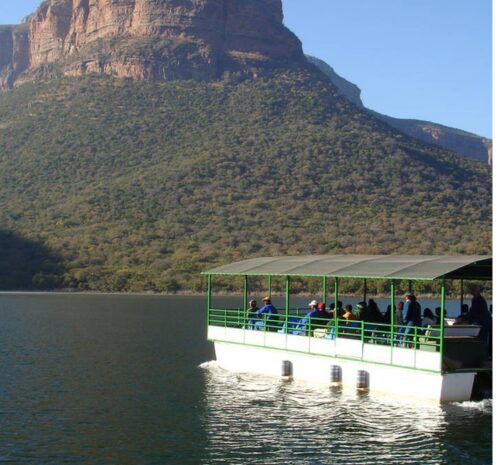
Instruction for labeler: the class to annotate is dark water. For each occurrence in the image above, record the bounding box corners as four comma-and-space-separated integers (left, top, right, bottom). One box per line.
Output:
0, 294, 492, 465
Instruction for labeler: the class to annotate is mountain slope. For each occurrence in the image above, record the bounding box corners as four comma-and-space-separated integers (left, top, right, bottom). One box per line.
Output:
0, 0, 491, 292
0, 70, 491, 291
307, 56, 492, 164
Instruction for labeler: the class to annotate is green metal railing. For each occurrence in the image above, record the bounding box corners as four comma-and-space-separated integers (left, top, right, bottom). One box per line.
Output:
205, 270, 494, 377
207, 308, 443, 352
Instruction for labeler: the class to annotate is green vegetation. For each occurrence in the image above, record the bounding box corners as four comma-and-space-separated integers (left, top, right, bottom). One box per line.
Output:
0, 69, 491, 291
0, 230, 65, 289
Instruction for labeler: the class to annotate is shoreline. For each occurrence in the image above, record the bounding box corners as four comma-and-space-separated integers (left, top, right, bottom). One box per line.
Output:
0, 290, 486, 300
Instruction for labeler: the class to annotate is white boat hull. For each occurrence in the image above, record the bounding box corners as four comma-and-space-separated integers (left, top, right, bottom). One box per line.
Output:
210, 326, 476, 402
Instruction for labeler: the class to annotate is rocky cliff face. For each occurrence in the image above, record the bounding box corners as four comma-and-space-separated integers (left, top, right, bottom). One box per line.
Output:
0, 25, 30, 89
373, 114, 493, 165
308, 55, 492, 165
0, 0, 303, 88
306, 55, 363, 108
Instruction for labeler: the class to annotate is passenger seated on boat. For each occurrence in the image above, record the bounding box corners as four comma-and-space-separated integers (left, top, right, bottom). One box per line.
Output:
325, 301, 344, 338
454, 304, 469, 324
464, 285, 492, 351
395, 301, 404, 326
290, 301, 330, 335
246, 299, 259, 329
336, 304, 361, 337
353, 301, 373, 327
359, 300, 382, 341
375, 306, 392, 343
254, 296, 279, 331
342, 304, 355, 321
311, 302, 331, 328
366, 299, 383, 323
394, 299, 412, 345
353, 302, 367, 320
327, 303, 336, 317
422, 308, 437, 327
328, 301, 344, 318
435, 306, 448, 324
382, 305, 392, 324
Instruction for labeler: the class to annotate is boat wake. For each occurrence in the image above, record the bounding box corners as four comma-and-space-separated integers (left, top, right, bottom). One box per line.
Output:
451, 398, 492, 413
198, 360, 220, 370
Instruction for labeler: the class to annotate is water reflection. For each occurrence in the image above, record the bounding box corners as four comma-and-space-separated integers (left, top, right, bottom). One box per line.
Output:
200, 361, 492, 465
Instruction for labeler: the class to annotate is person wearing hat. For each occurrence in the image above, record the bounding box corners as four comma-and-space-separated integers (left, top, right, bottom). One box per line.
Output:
304, 300, 331, 332
318, 302, 328, 313
255, 296, 279, 331
308, 300, 319, 311
403, 292, 422, 327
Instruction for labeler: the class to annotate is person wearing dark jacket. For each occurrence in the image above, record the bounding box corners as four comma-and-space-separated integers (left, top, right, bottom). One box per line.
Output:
354, 302, 369, 321
307, 301, 331, 330
403, 292, 422, 327
256, 296, 279, 331
465, 286, 492, 353
367, 299, 383, 323
402, 292, 421, 347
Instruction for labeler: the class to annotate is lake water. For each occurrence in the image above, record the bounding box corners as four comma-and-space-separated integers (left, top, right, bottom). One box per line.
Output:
0, 294, 492, 464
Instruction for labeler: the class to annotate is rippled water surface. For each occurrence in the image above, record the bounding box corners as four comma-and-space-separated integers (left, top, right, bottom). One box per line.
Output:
0, 294, 492, 464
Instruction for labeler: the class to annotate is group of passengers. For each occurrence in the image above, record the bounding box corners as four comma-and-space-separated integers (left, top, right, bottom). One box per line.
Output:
246, 296, 279, 331
246, 285, 492, 349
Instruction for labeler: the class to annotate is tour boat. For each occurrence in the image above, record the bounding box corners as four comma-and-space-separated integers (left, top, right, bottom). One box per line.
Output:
203, 255, 492, 402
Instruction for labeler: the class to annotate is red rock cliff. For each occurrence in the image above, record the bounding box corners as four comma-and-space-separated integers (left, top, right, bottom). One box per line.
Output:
1, 0, 304, 88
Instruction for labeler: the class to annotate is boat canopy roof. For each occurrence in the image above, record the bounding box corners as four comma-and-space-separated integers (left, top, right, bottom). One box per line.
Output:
203, 255, 492, 281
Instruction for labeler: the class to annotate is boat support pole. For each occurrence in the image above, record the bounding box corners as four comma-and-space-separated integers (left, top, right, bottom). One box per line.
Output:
440, 279, 446, 371
207, 274, 212, 327
244, 275, 248, 326
334, 278, 339, 309
268, 276, 272, 299
460, 280, 464, 310
322, 276, 327, 304
285, 276, 290, 333
390, 280, 395, 340
363, 279, 367, 303
390, 280, 395, 363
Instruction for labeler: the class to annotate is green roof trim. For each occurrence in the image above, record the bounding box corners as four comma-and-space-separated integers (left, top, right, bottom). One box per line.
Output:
202, 255, 492, 281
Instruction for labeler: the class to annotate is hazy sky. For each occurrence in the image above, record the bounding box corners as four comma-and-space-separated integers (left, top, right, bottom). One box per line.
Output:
0, 0, 492, 138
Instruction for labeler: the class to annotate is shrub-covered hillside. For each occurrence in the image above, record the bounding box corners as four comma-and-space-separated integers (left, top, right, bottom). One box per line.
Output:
0, 69, 491, 291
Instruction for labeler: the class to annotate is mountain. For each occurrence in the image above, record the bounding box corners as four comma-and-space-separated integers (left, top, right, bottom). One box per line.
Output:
307, 56, 492, 165
0, 0, 303, 88
0, 0, 492, 292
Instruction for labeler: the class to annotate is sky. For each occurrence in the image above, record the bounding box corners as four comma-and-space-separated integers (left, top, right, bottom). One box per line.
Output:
0, 0, 493, 138
282, 0, 492, 138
